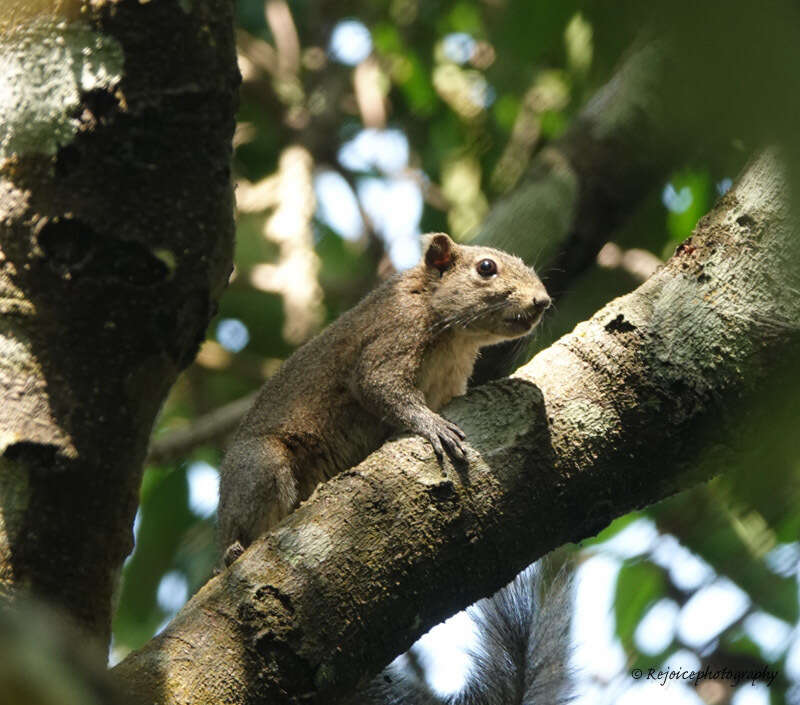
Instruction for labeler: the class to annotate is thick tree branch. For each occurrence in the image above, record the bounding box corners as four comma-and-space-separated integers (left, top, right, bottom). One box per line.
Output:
113, 153, 800, 703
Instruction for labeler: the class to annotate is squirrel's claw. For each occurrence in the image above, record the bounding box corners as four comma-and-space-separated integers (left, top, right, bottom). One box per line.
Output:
423, 417, 467, 464
447, 421, 466, 441
440, 432, 466, 462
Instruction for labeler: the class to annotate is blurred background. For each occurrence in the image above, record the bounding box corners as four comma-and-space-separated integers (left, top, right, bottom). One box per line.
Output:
111, 1, 800, 703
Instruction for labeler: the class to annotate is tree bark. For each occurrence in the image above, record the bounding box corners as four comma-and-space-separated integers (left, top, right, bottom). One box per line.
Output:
0, 0, 238, 646
113, 152, 800, 703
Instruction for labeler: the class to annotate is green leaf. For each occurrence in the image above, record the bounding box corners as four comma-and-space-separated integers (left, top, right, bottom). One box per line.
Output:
113, 466, 195, 651
581, 511, 646, 548
663, 168, 712, 248
443, 2, 484, 35
614, 560, 666, 650
492, 94, 519, 132
540, 109, 567, 139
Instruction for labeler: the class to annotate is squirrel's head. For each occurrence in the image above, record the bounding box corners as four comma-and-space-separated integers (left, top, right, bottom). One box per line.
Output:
420, 233, 551, 342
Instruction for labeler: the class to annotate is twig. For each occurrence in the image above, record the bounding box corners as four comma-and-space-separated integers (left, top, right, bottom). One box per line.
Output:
146, 392, 257, 466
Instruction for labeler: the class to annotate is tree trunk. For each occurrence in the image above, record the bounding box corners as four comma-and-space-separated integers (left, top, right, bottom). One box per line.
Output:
113, 152, 800, 702
0, 0, 238, 647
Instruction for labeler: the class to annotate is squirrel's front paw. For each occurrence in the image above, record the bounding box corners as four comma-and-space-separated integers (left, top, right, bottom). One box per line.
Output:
421, 416, 467, 464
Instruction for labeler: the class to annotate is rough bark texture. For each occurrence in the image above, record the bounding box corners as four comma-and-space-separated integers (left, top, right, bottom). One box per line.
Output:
0, 0, 238, 646
113, 153, 800, 704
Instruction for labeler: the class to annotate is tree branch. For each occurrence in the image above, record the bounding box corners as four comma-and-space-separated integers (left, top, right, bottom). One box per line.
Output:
147, 392, 257, 466
113, 152, 800, 703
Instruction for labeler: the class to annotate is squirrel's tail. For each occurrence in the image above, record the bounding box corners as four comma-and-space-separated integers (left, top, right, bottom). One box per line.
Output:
347, 560, 574, 705
454, 562, 574, 705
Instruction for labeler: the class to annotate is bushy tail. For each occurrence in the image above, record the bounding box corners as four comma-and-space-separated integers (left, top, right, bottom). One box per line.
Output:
353, 667, 445, 705
346, 559, 574, 705
454, 563, 573, 705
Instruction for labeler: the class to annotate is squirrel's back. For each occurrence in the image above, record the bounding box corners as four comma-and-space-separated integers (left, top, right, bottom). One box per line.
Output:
237, 269, 429, 434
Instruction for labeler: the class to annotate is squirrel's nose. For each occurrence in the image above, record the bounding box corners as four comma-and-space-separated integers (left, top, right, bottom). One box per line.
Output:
533, 293, 551, 311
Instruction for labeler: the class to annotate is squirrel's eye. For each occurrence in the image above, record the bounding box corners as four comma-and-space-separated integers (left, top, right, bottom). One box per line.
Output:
477, 259, 497, 277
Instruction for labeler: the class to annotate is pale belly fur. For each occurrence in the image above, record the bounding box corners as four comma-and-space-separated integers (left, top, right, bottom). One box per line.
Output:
417, 334, 481, 411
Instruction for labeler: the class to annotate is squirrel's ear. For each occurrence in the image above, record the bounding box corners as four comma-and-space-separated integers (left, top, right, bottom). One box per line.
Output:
423, 233, 456, 273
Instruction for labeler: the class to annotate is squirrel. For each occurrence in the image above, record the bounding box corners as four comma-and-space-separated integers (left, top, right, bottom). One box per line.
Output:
339, 560, 574, 705
218, 232, 550, 564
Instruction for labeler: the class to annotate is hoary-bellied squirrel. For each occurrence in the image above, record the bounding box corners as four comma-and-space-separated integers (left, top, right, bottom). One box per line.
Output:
218, 233, 550, 564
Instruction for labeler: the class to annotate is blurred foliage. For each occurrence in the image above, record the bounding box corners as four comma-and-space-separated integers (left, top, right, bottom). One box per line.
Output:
114, 0, 800, 702
1, 598, 132, 705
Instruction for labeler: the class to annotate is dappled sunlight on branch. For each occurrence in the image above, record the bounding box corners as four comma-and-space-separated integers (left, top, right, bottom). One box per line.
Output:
236, 0, 319, 130
597, 243, 662, 283
0, 0, 81, 29
265, 0, 299, 76
194, 340, 233, 371
432, 63, 491, 121
354, 57, 387, 128
491, 71, 570, 194
235, 172, 279, 213
236, 28, 277, 78
245, 145, 323, 345
442, 155, 488, 240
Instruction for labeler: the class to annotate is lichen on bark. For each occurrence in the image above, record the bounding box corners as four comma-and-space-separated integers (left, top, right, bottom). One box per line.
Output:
0, 17, 124, 161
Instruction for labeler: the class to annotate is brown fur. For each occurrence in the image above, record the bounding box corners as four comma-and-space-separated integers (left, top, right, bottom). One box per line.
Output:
218, 233, 549, 563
